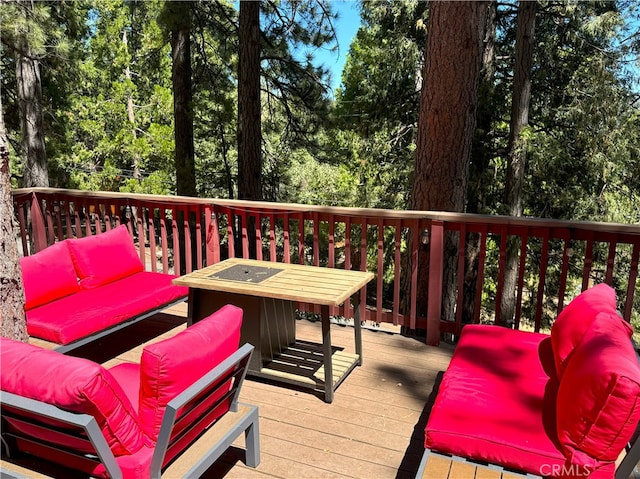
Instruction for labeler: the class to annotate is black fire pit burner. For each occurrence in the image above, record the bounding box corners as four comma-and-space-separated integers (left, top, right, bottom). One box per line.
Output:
208, 264, 284, 283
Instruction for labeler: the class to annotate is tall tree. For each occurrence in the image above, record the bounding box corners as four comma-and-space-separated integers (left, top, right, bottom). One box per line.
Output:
501, 0, 536, 325
165, 1, 196, 198
411, 1, 488, 341
0, 94, 28, 342
14, 0, 49, 187
237, 0, 262, 202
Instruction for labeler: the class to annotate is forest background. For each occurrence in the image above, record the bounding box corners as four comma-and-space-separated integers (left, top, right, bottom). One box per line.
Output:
1, 0, 639, 334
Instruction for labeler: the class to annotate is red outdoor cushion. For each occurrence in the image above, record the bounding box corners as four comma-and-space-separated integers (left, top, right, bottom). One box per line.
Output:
138, 304, 243, 441
556, 314, 640, 474
0, 338, 148, 457
67, 225, 143, 289
26, 271, 187, 345
20, 241, 80, 310
551, 283, 618, 378
425, 325, 565, 475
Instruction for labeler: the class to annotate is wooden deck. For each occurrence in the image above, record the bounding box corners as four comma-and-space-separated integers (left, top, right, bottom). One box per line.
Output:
3, 301, 504, 479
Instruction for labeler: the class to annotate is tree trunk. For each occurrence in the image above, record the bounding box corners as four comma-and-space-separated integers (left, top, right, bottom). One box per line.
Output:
15, 3, 48, 188
237, 0, 262, 202
464, 0, 497, 324
0, 95, 28, 342
502, 0, 536, 325
409, 1, 488, 335
237, 0, 262, 259
171, 4, 196, 198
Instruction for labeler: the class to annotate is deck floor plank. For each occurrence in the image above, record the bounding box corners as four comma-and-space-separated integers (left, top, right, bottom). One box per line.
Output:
8, 301, 520, 479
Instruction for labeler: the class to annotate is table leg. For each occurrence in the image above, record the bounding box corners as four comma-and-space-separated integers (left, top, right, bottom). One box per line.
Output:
353, 290, 363, 366
321, 304, 334, 403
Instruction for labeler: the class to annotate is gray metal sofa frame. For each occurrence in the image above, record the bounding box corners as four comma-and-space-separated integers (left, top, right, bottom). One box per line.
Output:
0, 343, 260, 478
415, 439, 640, 479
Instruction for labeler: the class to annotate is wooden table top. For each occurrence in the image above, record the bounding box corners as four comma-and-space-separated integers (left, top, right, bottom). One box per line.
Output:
173, 258, 374, 306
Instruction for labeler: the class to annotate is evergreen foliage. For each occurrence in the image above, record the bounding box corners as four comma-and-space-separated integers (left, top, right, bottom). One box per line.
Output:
0, 0, 637, 216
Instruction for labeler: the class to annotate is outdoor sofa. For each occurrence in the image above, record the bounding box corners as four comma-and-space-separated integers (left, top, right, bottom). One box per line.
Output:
419, 284, 640, 478
0, 304, 260, 478
20, 224, 188, 353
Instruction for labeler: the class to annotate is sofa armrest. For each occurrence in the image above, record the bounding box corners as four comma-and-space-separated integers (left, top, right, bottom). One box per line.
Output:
150, 343, 255, 477
0, 391, 122, 479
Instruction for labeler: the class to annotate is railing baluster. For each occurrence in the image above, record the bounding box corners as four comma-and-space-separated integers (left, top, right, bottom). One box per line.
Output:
495, 226, 508, 325
148, 206, 158, 273
360, 217, 368, 323
392, 220, 402, 326
30, 194, 47, 252
160, 208, 169, 274
183, 207, 192, 274
297, 212, 304, 265
64, 200, 73, 240
269, 213, 276, 262
93, 202, 101, 234
534, 230, 550, 332
45, 200, 55, 245
514, 230, 528, 330
410, 221, 419, 330
557, 229, 571, 314
283, 214, 291, 264
582, 232, 595, 291
605, 235, 617, 285
54, 196, 63, 242
312, 212, 320, 267
172, 209, 181, 276
205, 205, 219, 265
17, 201, 29, 255
254, 211, 262, 261
83, 200, 91, 237
473, 225, 488, 325
376, 218, 384, 324
328, 215, 337, 316
224, 207, 235, 259
455, 224, 466, 332
344, 217, 352, 318
74, 200, 82, 238
195, 206, 203, 270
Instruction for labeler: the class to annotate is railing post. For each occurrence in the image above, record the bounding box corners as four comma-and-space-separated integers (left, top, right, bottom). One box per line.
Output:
30, 193, 47, 252
426, 220, 444, 346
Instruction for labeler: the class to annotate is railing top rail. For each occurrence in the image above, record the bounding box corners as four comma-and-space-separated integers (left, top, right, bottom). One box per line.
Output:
12, 187, 640, 236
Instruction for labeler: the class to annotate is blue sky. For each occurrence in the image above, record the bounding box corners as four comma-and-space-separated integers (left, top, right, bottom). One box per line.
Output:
315, 1, 362, 94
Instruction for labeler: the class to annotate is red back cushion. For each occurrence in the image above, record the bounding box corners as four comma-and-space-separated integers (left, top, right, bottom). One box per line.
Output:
20, 241, 80, 310
138, 304, 243, 440
0, 338, 147, 456
66, 225, 143, 289
556, 316, 640, 470
551, 284, 618, 378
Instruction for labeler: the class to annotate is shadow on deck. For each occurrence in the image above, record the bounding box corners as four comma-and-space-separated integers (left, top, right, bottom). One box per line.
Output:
4, 301, 456, 479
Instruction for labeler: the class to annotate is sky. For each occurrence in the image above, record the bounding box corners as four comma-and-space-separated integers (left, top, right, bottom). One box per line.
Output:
314, 1, 362, 94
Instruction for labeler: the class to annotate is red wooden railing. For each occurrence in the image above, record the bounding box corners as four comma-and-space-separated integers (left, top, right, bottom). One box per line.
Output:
12, 188, 640, 345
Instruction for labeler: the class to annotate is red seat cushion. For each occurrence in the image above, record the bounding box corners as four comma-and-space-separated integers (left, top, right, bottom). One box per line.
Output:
556, 315, 640, 473
425, 325, 565, 475
0, 338, 147, 457
550, 283, 618, 378
138, 304, 243, 440
67, 225, 143, 289
26, 272, 187, 345
20, 241, 80, 310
